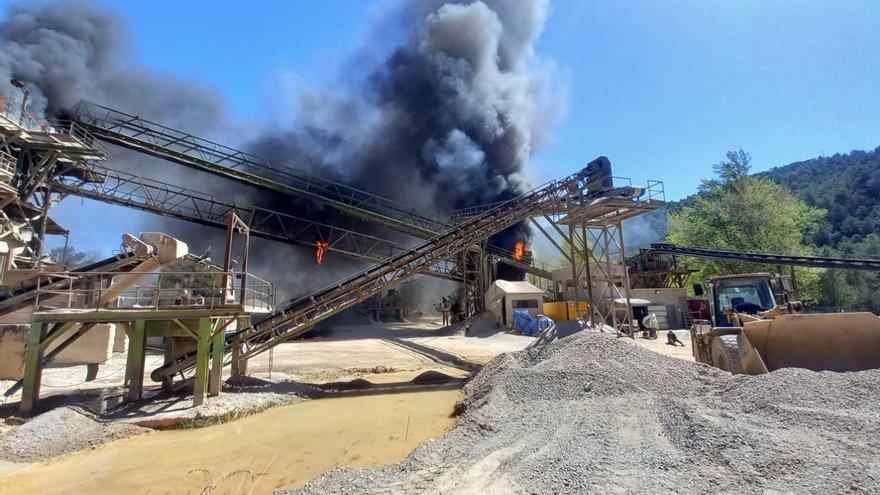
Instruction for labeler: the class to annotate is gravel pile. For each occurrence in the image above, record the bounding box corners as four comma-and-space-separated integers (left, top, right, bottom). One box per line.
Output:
0, 406, 148, 462
285, 331, 880, 494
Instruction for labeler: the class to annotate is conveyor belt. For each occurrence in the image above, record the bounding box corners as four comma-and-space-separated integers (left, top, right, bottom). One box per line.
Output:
152, 160, 637, 380
71, 101, 449, 238
649, 243, 880, 271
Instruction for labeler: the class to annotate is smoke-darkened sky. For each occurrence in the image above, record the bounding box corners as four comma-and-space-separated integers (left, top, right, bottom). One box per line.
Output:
3, 0, 879, 270
0, 0, 564, 293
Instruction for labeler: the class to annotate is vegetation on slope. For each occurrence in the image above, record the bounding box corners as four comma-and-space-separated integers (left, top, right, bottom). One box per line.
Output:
666, 150, 825, 300
760, 147, 880, 311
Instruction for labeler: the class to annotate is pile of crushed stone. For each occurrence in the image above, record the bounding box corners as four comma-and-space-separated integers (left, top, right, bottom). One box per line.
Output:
0, 406, 149, 462
285, 331, 880, 494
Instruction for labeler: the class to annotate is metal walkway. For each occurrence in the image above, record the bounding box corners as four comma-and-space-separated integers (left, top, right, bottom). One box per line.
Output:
0, 250, 146, 315
50, 165, 434, 266
49, 164, 547, 282
71, 101, 449, 238
650, 243, 880, 271
69, 103, 556, 281
69, 101, 564, 278
153, 161, 642, 380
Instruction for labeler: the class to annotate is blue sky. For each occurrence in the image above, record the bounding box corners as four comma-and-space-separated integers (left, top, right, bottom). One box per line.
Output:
4, 0, 879, 254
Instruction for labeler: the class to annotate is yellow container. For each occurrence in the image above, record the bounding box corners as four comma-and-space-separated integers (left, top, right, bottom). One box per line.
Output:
542, 301, 588, 322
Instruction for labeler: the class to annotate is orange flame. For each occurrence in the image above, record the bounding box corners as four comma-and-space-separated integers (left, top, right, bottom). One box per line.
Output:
315, 240, 329, 265
512, 240, 526, 261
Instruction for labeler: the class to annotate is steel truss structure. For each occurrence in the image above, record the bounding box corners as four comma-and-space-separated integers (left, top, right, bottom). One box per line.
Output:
530, 169, 665, 335
69, 102, 559, 305
152, 161, 642, 380
72, 101, 448, 238
0, 96, 106, 266
48, 164, 464, 278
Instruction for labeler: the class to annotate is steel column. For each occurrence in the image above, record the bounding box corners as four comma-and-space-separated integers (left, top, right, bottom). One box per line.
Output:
20, 323, 47, 414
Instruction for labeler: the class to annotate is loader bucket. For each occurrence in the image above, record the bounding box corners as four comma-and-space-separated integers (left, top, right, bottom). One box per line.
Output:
738, 313, 880, 374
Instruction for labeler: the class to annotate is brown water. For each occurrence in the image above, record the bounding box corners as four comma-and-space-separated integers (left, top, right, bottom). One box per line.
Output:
0, 389, 460, 494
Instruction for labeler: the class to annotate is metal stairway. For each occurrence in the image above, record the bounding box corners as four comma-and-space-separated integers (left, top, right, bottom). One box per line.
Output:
71, 101, 449, 239
152, 161, 639, 381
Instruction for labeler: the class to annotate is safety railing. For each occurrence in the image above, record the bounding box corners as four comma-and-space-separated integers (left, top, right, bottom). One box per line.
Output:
645, 179, 665, 203
0, 150, 14, 179
0, 97, 104, 155
53, 120, 108, 154
452, 175, 665, 224
33, 270, 275, 313
0, 96, 52, 134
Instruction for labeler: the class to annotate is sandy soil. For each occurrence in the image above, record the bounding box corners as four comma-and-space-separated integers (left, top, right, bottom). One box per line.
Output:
0, 389, 461, 495
245, 317, 532, 384
0, 351, 166, 406
0, 316, 525, 464
1, 316, 527, 410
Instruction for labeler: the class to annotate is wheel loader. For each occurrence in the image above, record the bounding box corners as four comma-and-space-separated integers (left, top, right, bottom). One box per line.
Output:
690, 273, 880, 374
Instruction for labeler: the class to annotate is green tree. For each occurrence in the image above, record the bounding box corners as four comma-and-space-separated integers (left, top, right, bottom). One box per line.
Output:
48, 246, 100, 268
160, 258, 225, 298
666, 151, 826, 299
699, 148, 752, 191
824, 234, 880, 312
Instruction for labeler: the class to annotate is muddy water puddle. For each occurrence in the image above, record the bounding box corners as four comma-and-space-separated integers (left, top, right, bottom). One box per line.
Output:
0, 389, 461, 494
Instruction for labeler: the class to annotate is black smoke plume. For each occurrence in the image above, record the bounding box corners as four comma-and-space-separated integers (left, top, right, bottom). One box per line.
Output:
0, 0, 563, 294
248, 0, 562, 276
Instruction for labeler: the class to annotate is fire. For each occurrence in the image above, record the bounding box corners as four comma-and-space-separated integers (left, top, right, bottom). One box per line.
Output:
512, 240, 526, 261
315, 240, 329, 265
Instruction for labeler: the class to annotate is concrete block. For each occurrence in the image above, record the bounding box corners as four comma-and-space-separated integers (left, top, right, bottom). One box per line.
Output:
113, 323, 128, 353
46, 323, 116, 364
0, 306, 34, 325
0, 324, 27, 380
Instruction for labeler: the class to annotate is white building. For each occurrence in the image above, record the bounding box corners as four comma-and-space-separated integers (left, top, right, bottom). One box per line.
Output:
484, 280, 545, 329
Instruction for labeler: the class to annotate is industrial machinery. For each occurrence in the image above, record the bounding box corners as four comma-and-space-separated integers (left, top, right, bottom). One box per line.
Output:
151, 158, 650, 382
690, 272, 880, 374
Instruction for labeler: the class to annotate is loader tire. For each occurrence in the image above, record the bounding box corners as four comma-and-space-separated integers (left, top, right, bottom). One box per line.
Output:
710, 334, 742, 374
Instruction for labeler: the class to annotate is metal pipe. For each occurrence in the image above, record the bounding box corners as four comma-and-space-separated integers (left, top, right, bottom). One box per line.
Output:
616, 224, 634, 338
34, 187, 51, 268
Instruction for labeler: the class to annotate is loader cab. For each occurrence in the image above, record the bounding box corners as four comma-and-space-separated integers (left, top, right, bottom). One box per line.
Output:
704, 274, 776, 327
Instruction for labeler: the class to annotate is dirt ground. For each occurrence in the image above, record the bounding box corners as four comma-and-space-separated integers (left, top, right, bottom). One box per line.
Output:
0, 316, 529, 410
244, 316, 533, 384
631, 329, 694, 361
0, 315, 720, 495
0, 316, 528, 462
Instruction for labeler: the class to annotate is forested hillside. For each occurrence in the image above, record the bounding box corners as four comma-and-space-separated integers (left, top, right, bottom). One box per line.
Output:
760, 147, 880, 250
594, 147, 880, 311
758, 147, 880, 311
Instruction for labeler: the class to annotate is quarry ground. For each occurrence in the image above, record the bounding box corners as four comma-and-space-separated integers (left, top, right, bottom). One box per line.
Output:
289, 330, 880, 494
0, 318, 736, 494
0, 317, 533, 462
